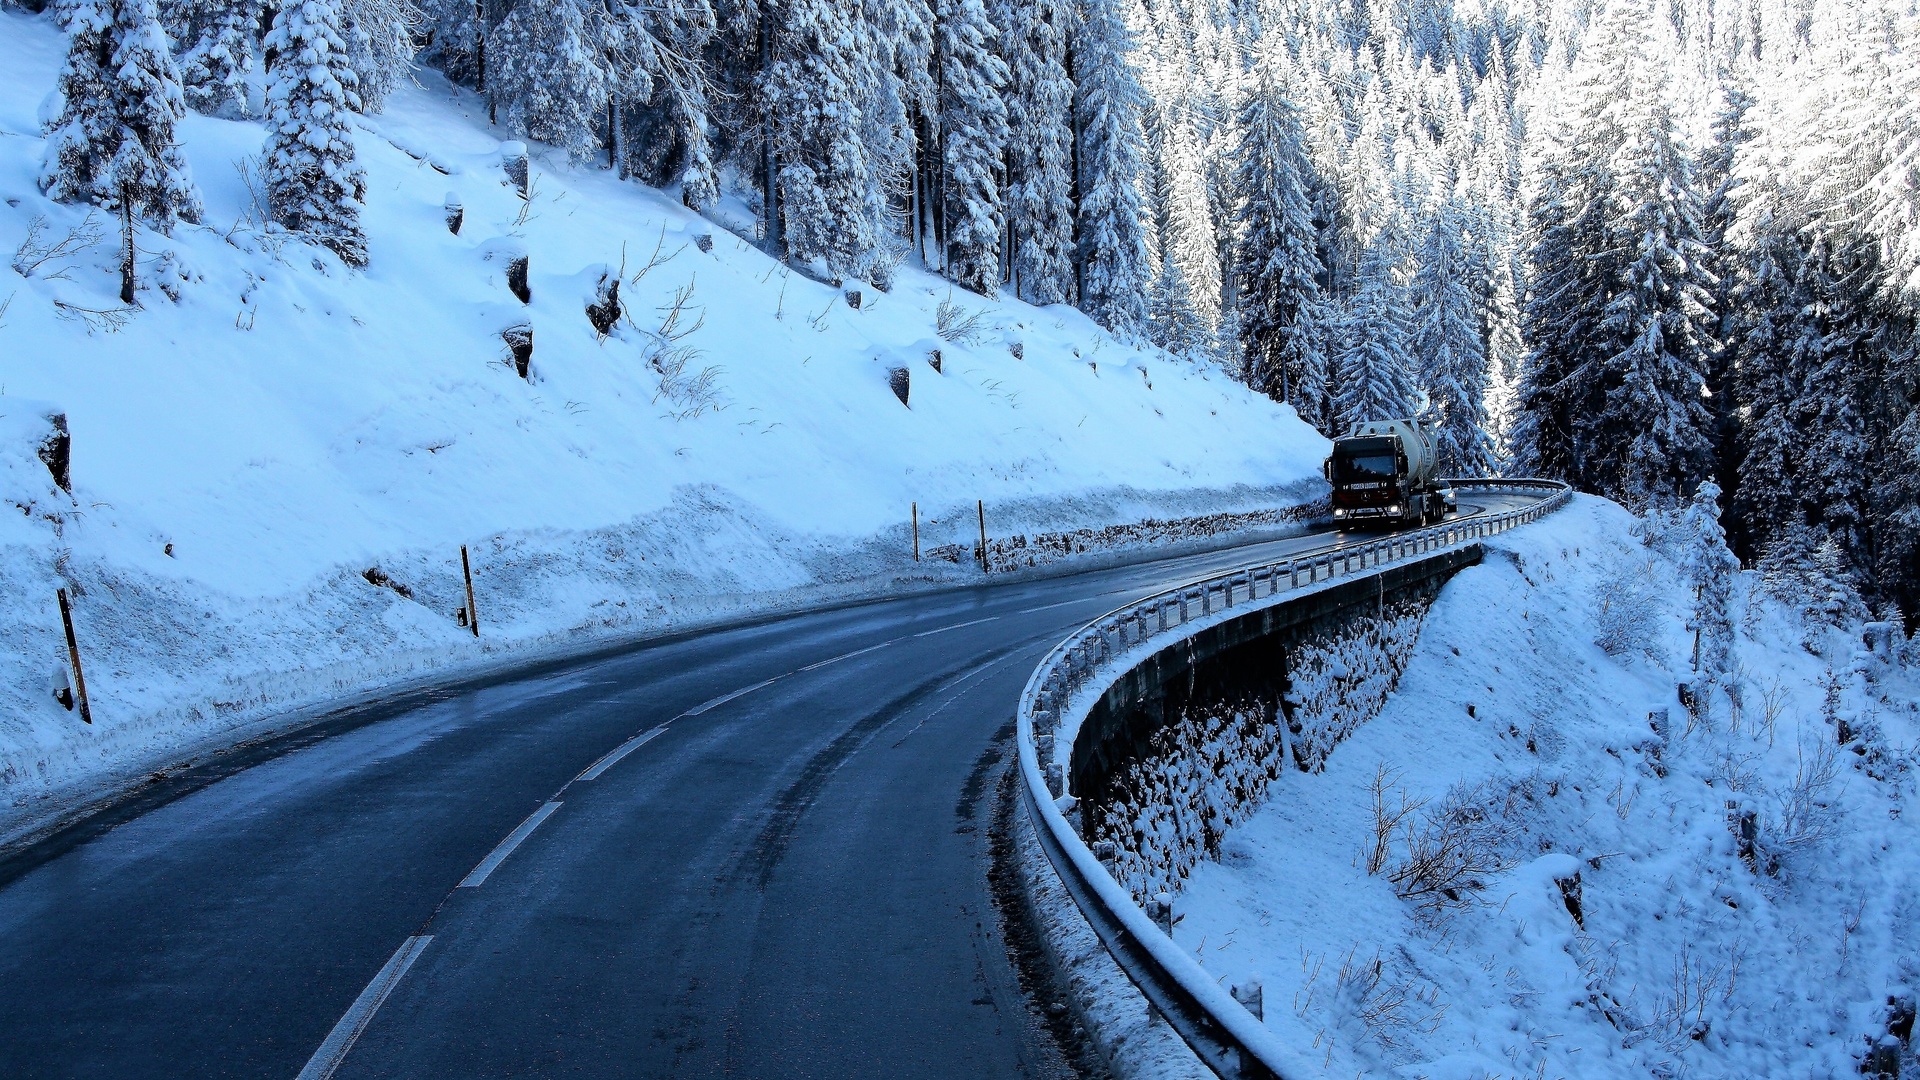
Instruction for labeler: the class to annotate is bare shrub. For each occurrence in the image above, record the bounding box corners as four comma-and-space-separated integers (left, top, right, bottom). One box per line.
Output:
52, 300, 135, 334
656, 278, 705, 342
1594, 555, 1664, 658
1387, 781, 1517, 912
1650, 943, 1729, 1051
12, 211, 105, 280
1294, 946, 1448, 1056
934, 292, 993, 344
650, 344, 724, 419
1366, 764, 1425, 875
1772, 730, 1840, 848
1758, 677, 1788, 748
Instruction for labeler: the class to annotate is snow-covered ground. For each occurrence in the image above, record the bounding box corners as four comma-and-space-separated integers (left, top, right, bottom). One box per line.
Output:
1172, 496, 1920, 1079
0, 8, 1326, 832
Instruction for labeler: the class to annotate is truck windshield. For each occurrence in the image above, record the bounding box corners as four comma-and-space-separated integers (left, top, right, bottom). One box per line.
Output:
1332, 439, 1398, 483
1335, 454, 1396, 481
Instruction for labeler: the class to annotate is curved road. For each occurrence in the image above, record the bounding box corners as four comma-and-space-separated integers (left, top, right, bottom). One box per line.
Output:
0, 493, 1542, 1080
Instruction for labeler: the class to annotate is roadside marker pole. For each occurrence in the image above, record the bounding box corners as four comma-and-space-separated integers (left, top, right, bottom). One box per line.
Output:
461, 545, 480, 637
977, 500, 988, 573
57, 588, 92, 725
912, 502, 920, 562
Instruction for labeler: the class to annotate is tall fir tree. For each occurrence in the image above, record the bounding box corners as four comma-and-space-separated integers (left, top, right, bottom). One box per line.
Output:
1073, 0, 1153, 339
1681, 478, 1740, 691
1513, 3, 1714, 510
996, 0, 1076, 304
1230, 39, 1330, 428
179, 0, 259, 118
490, 0, 614, 163
611, 0, 720, 209
41, 0, 203, 229
937, 0, 1010, 294
1148, 242, 1210, 357
263, 0, 369, 266
1599, 65, 1717, 510
1154, 111, 1224, 353
758, 0, 877, 278
1410, 192, 1496, 474
1332, 236, 1419, 426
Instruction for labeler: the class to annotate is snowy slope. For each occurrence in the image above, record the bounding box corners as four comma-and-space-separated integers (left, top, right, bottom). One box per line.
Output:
1173, 497, 1920, 1079
0, 8, 1326, 826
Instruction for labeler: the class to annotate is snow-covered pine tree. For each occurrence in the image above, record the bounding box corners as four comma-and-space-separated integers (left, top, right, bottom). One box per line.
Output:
1154, 111, 1224, 355
1722, 80, 1807, 562
1513, 2, 1713, 509
1588, 60, 1717, 510
179, 0, 259, 118
1697, 73, 1754, 500
414, 0, 483, 86
1073, 0, 1152, 339
937, 0, 1010, 295
489, 0, 612, 163
996, 0, 1076, 305
757, 0, 877, 278
41, 0, 204, 229
1332, 236, 1419, 426
1681, 478, 1740, 691
610, 0, 720, 208
1230, 39, 1330, 428
1149, 235, 1209, 357
1410, 192, 1495, 474
262, 0, 369, 266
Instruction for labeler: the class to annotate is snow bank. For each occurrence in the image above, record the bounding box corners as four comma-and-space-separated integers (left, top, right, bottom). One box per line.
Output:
1173, 495, 1920, 1078
0, 8, 1326, 829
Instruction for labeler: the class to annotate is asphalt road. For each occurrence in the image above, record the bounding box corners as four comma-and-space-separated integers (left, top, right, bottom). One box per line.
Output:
0, 495, 1538, 1080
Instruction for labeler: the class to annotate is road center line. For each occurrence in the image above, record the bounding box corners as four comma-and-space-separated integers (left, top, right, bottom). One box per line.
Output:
685, 674, 788, 716
574, 725, 669, 783
799, 641, 891, 672
1018, 596, 1104, 614
293, 934, 433, 1080
913, 616, 1000, 638
458, 801, 561, 888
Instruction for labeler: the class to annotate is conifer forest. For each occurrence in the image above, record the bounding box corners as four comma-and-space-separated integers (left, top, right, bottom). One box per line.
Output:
27, 0, 1920, 619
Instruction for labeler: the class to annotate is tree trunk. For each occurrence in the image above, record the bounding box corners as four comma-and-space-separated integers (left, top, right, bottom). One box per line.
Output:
759, 23, 782, 260
118, 196, 136, 306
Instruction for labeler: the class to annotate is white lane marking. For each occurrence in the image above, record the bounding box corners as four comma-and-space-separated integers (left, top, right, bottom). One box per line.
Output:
574, 725, 669, 783
294, 934, 433, 1080
685, 674, 787, 716
458, 801, 561, 888
913, 616, 1000, 638
1018, 597, 1102, 614
799, 641, 891, 672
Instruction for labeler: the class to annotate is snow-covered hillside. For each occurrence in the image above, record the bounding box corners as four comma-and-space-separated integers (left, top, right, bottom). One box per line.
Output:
1173, 497, 1920, 1079
0, 7, 1325, 829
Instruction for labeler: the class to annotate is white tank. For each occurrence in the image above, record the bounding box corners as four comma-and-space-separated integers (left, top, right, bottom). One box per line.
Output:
1345, 418, 1440, 490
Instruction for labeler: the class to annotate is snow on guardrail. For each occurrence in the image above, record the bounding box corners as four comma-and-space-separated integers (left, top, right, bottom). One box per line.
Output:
1014, 479, 1571, 1080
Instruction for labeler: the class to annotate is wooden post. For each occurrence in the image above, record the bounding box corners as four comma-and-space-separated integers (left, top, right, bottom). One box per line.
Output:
911, 502, 920, 562
461, 545, 480, 637
976, 500, 988, 573
57, 588, 92, 725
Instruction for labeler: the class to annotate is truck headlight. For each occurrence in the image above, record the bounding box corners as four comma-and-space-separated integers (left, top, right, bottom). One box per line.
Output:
1389, 504, 1402, 514
1333, 508, 1346, 518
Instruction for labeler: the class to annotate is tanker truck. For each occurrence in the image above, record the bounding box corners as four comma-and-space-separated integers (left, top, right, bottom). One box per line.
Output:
1323, 418, 1456, 528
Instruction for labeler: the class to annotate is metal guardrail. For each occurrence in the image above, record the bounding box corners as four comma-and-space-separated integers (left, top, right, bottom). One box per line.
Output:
1014, 479, 1572, 1079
